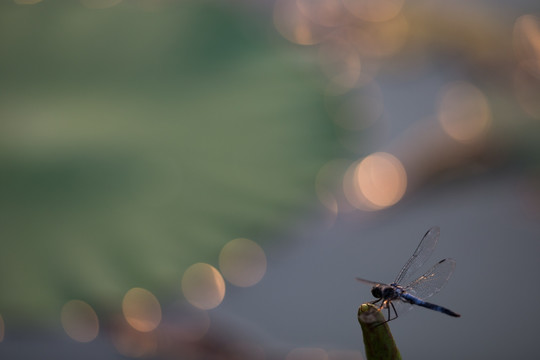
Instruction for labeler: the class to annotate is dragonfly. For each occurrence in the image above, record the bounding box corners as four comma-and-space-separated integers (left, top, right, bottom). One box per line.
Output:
356, 226, 460, 323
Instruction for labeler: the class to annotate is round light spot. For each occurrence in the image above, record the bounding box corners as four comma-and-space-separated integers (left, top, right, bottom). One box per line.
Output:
61, 300, 99, 343
182, 263, 226, 310
273, 0, 329, 45
342, 0, 404, 23
513, 14, 540, 77
343, 15, 410, 59
345, 152, 407, 210
437, 82, 491, 143
219, 238, 267, 287
318, 35, 362, 89
122, 288, 162, 332
296, 0, 348, 27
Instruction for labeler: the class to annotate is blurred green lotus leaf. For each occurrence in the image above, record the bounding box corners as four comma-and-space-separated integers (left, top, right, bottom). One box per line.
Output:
0, 1, 338, 324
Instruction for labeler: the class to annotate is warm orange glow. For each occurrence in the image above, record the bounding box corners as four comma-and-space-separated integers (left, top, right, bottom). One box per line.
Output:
513, 15, 540, 76
122, 288, 162, 332
343, 15, 410, 59
274, 0, 328, 45
286, 347, 328, 360
345, 153, 407, 210
80, 0, 123, 9
342, 0, 404, 23
296, 0, 348, 27
328, 349, 364, 360
357, 152, 407, 209
0, 314, 4, 342
343, 160, 367, 211
182, 263, 226, 310
437, 82, 492, 142
318, 35, 362, 89
61, 300, 99, 343
513, 15, 540, 118
219, 238, 267, 287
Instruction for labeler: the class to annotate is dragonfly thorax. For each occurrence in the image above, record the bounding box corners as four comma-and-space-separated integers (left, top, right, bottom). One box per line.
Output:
371, 284, 402, 300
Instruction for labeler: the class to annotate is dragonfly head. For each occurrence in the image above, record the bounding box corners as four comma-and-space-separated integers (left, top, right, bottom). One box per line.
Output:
371, 285, 383, 299
372, 284, 399, 300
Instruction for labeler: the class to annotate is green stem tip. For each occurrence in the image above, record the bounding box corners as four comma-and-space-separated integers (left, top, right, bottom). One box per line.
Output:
358, 303, 402, 360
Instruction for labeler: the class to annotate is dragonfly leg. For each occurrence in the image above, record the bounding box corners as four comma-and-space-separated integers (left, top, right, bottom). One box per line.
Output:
372, 301, 399, 327
388, 301, 399, 322
371, 298, 383, 306
382, 301, 399, 322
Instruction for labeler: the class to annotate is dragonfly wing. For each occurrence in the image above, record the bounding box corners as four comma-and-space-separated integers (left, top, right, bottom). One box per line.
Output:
355, 277, 382, 287
394, 226, 440, 285
404, 258, 456, 300
392, 298, 415, 316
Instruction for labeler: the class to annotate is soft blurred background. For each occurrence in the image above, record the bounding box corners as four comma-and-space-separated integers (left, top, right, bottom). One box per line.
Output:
1, 0, 540, 359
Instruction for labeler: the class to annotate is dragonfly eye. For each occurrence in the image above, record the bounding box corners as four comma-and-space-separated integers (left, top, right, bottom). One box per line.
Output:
371, 286, 382, 298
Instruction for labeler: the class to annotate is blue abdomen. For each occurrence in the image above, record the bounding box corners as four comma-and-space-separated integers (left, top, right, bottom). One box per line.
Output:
401, 293, 460, 317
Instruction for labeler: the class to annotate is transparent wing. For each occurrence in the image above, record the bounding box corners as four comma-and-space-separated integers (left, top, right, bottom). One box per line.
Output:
355, 277, 383, 287
404, 258, 456, 300
393, 226, 440, 285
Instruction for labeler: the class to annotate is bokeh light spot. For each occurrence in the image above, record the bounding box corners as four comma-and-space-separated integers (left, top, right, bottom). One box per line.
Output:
286, 347, 328, 360
513, 15, 540, 118
274, 0, 328, 45
182, 263, 226, 310
513, 14, 540, 77
343, 15, 410, 59
122, 287, 162, 332
219, 238, 267, 287
318, 35, 362, 89
342, 0, 404, 23
345, 153, 407, 210
437, 82, 492, 143
296, 0, 348, 27
61, 300, 99, 343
